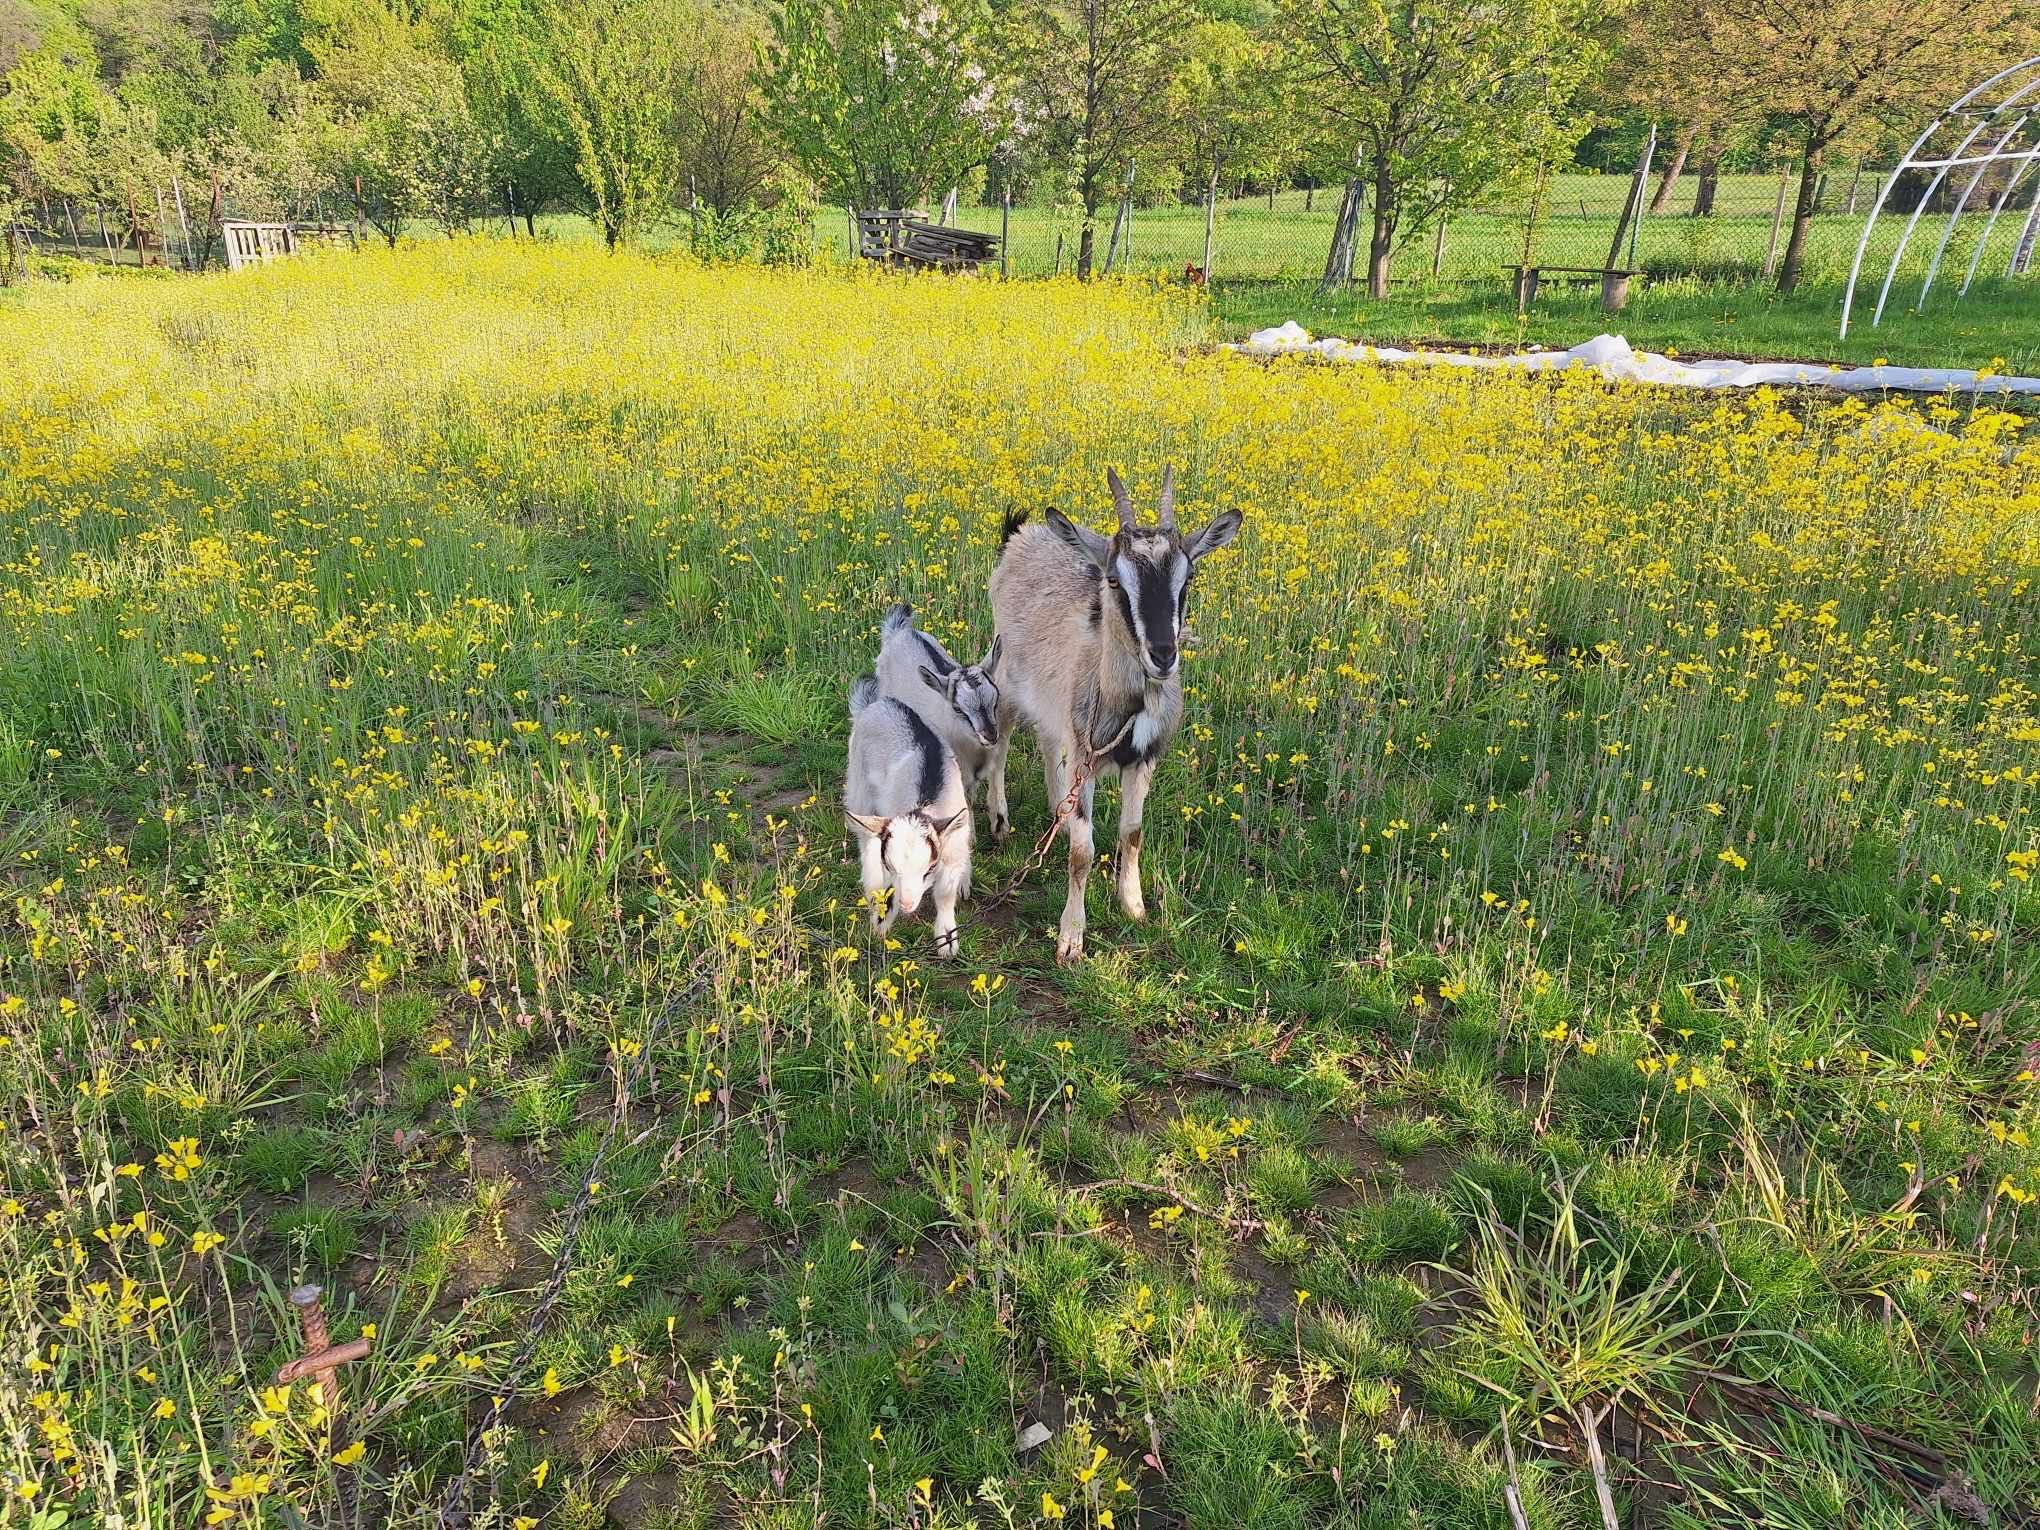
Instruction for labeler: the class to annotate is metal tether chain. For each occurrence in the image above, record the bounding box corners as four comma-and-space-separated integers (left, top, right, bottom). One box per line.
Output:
439, 963, 710, 1527
940, 700, 1144, 942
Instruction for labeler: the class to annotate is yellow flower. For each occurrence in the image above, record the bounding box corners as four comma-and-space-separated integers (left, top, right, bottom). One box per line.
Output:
333, 1440, 366, 1466
1041, 1491, 1066, 1520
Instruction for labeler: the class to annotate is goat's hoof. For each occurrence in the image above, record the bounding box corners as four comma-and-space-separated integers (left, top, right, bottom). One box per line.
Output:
1055, 933, 1085, 965
990, 815, 1010, 845
1118, 891, 1147, 923
932, 933, 960, 960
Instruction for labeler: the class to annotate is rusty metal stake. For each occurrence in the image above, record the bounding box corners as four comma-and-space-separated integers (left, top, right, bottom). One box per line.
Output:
276, 1284, 371, 1423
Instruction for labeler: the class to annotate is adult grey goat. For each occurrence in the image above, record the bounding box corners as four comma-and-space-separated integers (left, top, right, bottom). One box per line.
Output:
986, 465, 1242, 963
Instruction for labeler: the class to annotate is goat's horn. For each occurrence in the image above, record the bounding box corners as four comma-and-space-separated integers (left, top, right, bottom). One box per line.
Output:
1106, 467, 1135, 531
1157, 464, 1176, 529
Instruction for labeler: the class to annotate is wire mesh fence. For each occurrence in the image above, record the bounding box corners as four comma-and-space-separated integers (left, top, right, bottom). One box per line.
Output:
825, 167, 2040, 300
13, 161, 2037, 327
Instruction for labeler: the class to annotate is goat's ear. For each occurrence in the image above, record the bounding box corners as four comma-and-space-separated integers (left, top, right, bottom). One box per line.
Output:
918, 664, 948, 695
1044, 508, 1110, 569
844, 812, 888, 837
929, 808, 969, 838
1184, 510, 1243, 562
981, 633, 1003, 677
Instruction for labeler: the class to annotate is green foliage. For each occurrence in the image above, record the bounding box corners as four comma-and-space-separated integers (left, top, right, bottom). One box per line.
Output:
760, 0, 1009, 211
524, 0, 690, 247
1279, 0, 1608, 293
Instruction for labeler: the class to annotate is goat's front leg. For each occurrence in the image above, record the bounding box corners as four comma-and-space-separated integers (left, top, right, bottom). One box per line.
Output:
1055, 757, 1097, 965
930, 829, 971, 960
1116, 759, 1154, 923
984, 728, 1013, 845
858, 832, 894, 936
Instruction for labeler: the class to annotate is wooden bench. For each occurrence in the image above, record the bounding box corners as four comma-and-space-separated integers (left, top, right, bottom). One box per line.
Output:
1505, 265, 1645, 313
856, 209, 999, 271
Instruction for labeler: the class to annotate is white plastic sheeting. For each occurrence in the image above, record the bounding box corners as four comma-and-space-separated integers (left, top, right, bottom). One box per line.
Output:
1229, 323, 2040, 396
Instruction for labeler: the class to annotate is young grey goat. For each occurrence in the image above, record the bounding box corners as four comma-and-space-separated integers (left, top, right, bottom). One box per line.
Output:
873, 603, 1003, 791
844, 674, 973, 958
986, 465, 1242, 963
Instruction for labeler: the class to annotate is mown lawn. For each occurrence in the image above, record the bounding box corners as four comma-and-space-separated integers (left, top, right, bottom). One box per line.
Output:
1, 245, 2037, 1530
1208, 274, 2040, 373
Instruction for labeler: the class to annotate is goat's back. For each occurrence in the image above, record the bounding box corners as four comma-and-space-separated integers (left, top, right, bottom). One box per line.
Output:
988, 523, 1098, 738
846, 696, 965, 820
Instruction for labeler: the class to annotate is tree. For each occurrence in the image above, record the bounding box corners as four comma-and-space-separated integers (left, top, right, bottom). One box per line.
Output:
526, 0, 691, 247
761, 0, 1012, 213
1173, 20, 1302, 275
1283, 0, 1607, 297
1604, 0, 1749, 215
677, 9, 779, 218
1705, 0, 2037, 292
0, 0, 38, 78
1007, 0, 1195, 278
451, 0, 582, 233
319, 15, 494, 242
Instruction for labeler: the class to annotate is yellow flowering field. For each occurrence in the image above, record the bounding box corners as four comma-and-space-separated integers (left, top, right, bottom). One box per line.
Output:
2, 244, 2038, 1527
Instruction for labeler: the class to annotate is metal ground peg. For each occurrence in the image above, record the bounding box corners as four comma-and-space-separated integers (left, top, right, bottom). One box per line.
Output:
276, 1283, 372, 1421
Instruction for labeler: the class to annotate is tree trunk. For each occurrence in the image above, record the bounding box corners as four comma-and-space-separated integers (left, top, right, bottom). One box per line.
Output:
1367, 178, 1394, 299
1693, 155, 1720, 217
1076, 218, 1096, 280
1776, 141, 1822, 293
1648, 127, 1694, 215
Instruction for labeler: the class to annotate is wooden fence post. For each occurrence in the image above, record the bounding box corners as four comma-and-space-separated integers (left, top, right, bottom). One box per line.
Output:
170, 177, 192, 268
1319, 150, 1364, 294
1604, 125, 1656, 274
1202, 161, 1219, 280
1000, 187, 1010, 277
1762, 163, 1789, 279
1103, 159, 1135, 274
153, 186, 172, 267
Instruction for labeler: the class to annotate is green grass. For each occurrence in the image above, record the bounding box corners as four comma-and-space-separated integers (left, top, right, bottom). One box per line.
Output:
2, 244, 2038, 1528
1210, 272, 2040, 371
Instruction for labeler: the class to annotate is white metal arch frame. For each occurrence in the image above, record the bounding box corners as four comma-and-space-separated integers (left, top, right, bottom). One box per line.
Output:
1841, 56, 2040, 338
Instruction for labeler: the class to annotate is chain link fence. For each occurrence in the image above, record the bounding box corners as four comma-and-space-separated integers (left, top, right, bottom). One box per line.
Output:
822, 166, 2040, 299
14, 161, 2037, 314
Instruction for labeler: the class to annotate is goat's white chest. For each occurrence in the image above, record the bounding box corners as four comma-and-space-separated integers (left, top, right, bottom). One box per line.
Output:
1130, 707, 1163, 756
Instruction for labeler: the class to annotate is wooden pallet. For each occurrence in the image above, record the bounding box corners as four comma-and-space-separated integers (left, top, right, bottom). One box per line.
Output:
856, 210, 999, 270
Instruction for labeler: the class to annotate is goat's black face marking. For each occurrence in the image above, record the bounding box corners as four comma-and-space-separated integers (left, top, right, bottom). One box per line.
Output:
915, 631, 956, 675
1107, 531, 1189, 680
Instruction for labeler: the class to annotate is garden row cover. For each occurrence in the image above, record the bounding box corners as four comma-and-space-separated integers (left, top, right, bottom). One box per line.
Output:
1232, 323, 2040, 396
